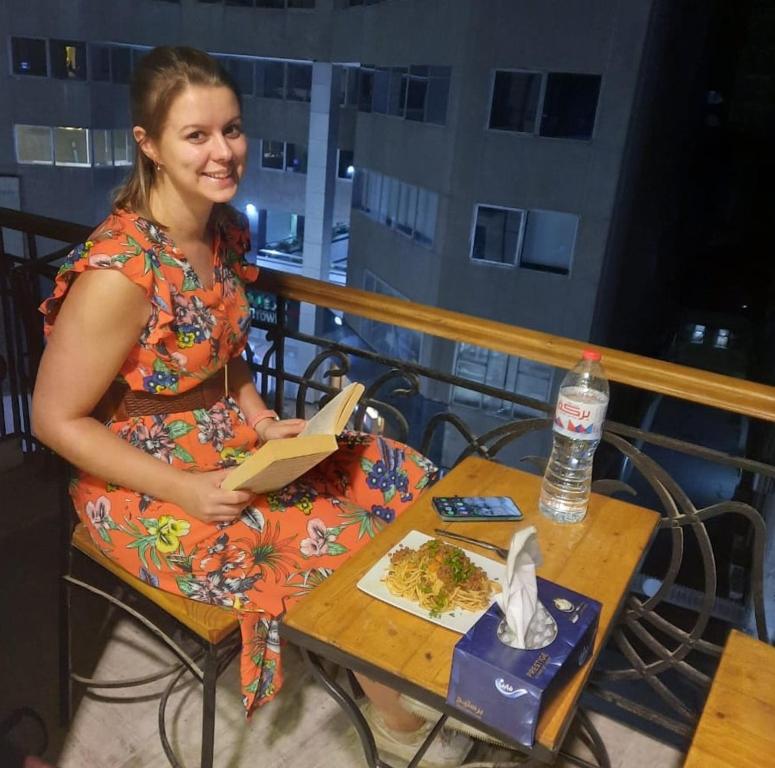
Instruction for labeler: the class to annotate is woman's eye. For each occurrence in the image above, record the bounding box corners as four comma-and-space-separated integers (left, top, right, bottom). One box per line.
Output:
225, 124, 243, 138
187, 131, 204, 141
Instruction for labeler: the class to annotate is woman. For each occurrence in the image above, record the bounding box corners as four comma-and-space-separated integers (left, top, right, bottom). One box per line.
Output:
32, 47, 470, 766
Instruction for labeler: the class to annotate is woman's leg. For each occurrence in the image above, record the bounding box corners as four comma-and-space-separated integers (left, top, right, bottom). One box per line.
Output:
354, 673, 425, 731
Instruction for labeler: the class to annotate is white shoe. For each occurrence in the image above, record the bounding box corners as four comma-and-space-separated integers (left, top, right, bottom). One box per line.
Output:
360, 700, 473, 768
398, 694, 512, 749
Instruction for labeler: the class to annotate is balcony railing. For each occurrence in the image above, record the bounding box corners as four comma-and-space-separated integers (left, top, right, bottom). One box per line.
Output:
1, 205, 772, 751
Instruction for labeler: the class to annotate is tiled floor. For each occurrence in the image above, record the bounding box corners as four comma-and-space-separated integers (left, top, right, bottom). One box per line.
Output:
0, 449, 684, 768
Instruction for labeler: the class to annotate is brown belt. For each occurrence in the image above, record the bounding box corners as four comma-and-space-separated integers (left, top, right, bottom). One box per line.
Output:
93, 367, 228, 422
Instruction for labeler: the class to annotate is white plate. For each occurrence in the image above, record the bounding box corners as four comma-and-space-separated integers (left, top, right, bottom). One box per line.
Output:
356, 529, 504, 634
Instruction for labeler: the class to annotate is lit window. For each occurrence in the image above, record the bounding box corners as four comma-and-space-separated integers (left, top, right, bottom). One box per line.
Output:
54, 127, 90, 166
453, 344, 553, 414
337, 149, 354, 179
471, 205, 525, 265
414, 188, 438, 246
690, 325, 706, 344
11, 38, 47, 77
714, 329, 730, 349
395, 182, 417, 236
519, 210, 578, 275
92, 129, 113, 166
112, 129, 133, 165
50, 40, 86, 80
14, 125, 53, 164
261, 140, 285, 170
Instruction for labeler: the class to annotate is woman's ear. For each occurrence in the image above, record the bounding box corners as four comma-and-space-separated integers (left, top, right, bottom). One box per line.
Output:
133, 126, 158, 165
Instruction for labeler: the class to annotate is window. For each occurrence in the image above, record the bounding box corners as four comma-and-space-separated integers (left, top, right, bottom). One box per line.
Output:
405, 66, 428, 122
49, 40, 86, 80
489, 71, 541, 133
337, 150, 354, 179
357, 64, 450, 124
414, 188, 438, 245
395, 182, 417, 235
261, 140, 285, 170
361, 272, 422, 363
387, 67, 407, 117
286, 143, 307, 174
11, 38, 47, 77
218, 57, 254, 96
471, 205, 525, 265
226, 0, 255, 5
286, 63, 312, 102
92, 129, 112, 166
540, 73, 601, 139
256, 61, 285, 98
354, 168, 438, 247
111, 47, 132, 84
453, 344, 553, 414
357, 68, 374, 113
54, 127, 90, 166
112, 129, 133, 165
14, 125, 53, 164
287, 0, 315, 7
519, 210, 578, 274
472, 205, 577, 273
489, 70, 601, 139
89, 44, 112, 81
338, 67, 359, 107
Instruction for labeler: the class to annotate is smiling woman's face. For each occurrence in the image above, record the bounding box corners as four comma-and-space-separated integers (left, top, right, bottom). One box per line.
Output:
141, 84, 247, 209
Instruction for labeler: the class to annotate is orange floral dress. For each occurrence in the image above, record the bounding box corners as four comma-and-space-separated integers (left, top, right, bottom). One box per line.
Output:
40, 207, 436, 714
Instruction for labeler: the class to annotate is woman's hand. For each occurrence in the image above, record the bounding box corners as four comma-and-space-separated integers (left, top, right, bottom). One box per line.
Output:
174, 468, 254, 524
256, 417, 306, 443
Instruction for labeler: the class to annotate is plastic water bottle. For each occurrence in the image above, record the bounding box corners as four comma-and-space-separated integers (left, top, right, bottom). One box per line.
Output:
539, 350, 610, 523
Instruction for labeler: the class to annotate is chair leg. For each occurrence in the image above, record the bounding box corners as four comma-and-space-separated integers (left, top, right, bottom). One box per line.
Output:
200, 646, 218, 768
58, 555, 73, 725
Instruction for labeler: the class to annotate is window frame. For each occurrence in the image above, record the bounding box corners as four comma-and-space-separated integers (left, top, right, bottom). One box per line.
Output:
10, 36, 49, 78
518, 207, 578, 275
53, 126, 91, 167
487, 68, 600, 142
260, 139, 287, 171
469, 203, 526, 268
13, 124, 54, 165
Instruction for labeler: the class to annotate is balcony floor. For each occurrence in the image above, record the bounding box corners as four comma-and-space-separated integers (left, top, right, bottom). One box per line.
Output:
0, 445, 683, 768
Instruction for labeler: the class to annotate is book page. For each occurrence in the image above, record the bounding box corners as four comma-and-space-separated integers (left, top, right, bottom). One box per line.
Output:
300, 382, 365, 437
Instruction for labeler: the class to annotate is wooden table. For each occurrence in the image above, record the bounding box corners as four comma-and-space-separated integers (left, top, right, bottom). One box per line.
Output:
282, 456, 660, 764
684, 629, 775, 767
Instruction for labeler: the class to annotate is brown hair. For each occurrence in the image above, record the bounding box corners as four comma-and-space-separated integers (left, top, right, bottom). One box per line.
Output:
112, 46, 242, 223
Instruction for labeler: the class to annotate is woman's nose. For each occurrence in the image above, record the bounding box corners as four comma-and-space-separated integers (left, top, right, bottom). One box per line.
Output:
212, 133, 234, 161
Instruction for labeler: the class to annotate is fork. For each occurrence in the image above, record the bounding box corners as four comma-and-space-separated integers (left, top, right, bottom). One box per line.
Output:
433, 528, 509, 559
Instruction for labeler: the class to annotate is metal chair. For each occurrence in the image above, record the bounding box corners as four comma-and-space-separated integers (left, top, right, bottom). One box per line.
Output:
60, 500, 241, 768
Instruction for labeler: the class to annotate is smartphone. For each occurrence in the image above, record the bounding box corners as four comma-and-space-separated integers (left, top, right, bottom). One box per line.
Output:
432, 495, 523, 521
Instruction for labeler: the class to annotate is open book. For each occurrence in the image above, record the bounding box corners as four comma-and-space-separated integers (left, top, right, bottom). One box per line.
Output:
221, 381, 365, 494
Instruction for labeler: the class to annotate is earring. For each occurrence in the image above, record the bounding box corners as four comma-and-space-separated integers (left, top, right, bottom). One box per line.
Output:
155, 163, 161, 171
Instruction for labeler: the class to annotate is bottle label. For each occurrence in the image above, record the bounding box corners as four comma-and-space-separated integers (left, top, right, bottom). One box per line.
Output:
553, 389, 608, 440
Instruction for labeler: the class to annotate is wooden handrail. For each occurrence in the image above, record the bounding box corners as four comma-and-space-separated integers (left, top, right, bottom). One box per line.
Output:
260, 268, 775, 423
4, 206, 775, 422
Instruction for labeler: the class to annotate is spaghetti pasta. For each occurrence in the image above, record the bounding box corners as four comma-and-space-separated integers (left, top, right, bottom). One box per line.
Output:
383, 538, 500, 617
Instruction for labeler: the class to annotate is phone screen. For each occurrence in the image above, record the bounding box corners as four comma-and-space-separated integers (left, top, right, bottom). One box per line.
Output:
432, 495, 523, 521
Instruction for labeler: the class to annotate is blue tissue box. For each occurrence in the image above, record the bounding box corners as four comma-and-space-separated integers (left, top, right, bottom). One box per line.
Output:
447, 577, 601, 748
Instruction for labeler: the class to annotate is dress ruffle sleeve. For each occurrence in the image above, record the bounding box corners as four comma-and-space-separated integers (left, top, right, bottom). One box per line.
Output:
220, 208, 259, 284
39, 211, 176, 347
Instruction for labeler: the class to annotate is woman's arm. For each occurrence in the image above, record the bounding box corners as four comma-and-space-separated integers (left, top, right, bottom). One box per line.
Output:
227, 356, 305, 441
32, 269, 252, 523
